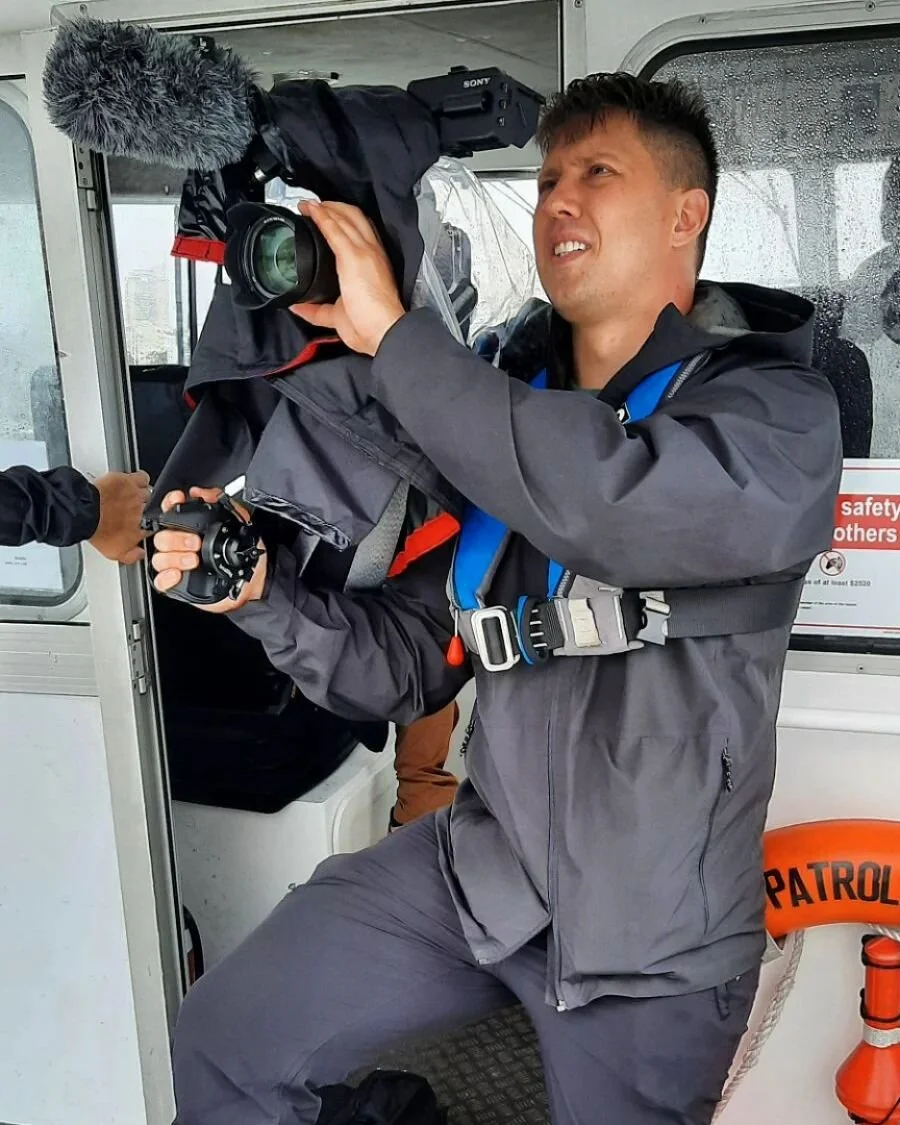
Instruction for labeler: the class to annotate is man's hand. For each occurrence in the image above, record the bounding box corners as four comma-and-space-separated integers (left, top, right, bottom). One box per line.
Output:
150, 487, 267, 613
89, 470, 151, 564
290, 201, 405, 356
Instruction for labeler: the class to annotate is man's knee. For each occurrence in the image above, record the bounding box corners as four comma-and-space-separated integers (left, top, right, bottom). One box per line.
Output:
172, 951, 323, 1125
172, 821, 453, 1120
173, 971, 222, 1069
172, 894, 327, 1083
173, 958, 294, 1071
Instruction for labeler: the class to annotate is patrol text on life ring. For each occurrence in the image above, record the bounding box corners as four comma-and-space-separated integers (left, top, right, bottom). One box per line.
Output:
764, 820, 900, 939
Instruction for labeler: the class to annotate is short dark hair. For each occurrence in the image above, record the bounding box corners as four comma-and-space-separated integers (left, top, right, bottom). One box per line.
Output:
536, 72, 720, 270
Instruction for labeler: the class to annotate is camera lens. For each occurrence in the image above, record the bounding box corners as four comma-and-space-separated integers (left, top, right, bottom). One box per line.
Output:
253, 218, 300, 295
246, 214, 310, 300
225, 202, 339, 311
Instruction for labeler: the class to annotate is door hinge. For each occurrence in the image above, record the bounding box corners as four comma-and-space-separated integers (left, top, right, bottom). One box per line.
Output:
73, 145, 100, 211
129, 620, 150, 696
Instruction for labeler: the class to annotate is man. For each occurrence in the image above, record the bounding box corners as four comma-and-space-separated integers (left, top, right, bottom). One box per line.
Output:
154, 74, 841, 1124
842, 156, 900, 349
0, 464, 150, 562
841, 156, 900, 457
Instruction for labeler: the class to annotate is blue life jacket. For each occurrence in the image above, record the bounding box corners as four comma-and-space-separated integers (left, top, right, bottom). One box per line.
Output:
450, 361, 682, 614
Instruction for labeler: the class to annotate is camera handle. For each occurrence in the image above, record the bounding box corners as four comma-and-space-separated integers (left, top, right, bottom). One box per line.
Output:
143, 495, 263, 606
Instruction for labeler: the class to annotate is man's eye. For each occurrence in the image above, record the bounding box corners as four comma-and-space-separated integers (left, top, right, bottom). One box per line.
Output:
589, 165, 610, 177
538, 180, 556, 195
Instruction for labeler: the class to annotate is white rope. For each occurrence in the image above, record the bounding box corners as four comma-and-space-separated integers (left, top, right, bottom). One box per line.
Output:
713, 929, 805, 1119
714, 925, 900, 1119
870, 925, 900, 943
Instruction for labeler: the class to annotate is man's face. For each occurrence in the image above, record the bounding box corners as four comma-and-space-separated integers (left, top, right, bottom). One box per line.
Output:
533, 113, 690, 324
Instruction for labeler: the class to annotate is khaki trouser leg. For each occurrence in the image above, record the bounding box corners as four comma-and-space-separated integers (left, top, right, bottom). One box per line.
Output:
392, 701, 459, 826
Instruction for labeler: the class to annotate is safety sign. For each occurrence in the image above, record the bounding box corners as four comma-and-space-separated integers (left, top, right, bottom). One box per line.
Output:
795, 460, 900, 639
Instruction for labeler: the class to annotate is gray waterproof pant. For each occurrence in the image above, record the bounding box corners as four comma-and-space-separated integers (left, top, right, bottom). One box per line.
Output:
171, 815, 758, 1125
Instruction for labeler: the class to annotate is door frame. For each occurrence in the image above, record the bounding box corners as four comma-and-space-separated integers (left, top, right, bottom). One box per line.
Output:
22, 27, 185, 1124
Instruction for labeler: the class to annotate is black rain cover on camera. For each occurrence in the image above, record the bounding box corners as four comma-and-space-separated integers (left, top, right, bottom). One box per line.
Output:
254, 80, 440, 301
176, 158, 264, 245
174, 79, 440, 306
152, 79, 452, 538
155, 77, 542, 587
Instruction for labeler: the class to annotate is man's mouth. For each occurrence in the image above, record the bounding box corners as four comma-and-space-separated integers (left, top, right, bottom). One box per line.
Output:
552, 240, 589, 258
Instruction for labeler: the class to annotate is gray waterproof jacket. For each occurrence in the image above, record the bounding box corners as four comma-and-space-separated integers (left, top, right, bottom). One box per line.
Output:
232, 282, 842, 1009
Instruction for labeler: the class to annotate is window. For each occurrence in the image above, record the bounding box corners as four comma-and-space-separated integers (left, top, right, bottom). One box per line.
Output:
835, 160, 889, 281
0, 85, 79, 609
481, 177, 546, 303
111, 201, 190, 366
651, 33, 900, 652
482, 178, 539, 252
703, 169, 800, 290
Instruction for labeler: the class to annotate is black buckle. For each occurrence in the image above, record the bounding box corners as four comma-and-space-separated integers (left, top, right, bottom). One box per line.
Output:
518, 597, 564, 665
635, 591, 670, 645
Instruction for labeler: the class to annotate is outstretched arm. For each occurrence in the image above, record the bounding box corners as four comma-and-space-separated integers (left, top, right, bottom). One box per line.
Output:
151, 488, 469, 724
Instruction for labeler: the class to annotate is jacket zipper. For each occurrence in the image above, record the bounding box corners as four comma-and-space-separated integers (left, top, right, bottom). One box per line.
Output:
721, 744, 734, 793
699, 741, 733, 934
546, 698, 566, 1010
663, 349, 710, 402
550, 355, 717, 1002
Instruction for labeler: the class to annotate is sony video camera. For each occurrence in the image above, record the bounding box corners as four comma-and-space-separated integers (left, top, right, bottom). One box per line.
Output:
44, 21, 545, 602
223, 65, 544, 311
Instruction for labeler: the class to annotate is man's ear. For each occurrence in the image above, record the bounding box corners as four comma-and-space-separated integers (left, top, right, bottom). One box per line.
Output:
672, 188, 710, 252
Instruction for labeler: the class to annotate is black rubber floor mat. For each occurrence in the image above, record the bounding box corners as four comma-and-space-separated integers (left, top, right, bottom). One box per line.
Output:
358, 1004, 550, 1124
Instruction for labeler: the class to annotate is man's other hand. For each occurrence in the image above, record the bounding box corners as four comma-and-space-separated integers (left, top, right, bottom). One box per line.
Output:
150, 486, 267, 613
89, 470, 151, 564
290, 201, 405, 356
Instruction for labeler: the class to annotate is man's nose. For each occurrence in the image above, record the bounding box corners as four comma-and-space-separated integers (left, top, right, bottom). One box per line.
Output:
541, 183, 582, 220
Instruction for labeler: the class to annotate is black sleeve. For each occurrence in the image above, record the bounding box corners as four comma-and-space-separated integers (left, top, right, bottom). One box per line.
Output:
0, 465, 100, 547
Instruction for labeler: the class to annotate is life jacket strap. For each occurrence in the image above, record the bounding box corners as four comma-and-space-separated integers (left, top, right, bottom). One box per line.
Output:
457, 576, 804, 672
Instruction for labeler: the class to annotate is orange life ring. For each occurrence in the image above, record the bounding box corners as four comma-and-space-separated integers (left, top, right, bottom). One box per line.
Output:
764, 820, 900, 939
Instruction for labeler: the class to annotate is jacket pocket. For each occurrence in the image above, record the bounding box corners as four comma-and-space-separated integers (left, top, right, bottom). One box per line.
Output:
714, 967, 760, 1025
560, 730, 730, 978
699, 730, 773, 944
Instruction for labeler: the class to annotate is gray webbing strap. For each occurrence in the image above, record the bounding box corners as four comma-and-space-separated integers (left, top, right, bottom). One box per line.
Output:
665, 579, 804, 639
456, 575, 805, 671
344, 480, 410, 591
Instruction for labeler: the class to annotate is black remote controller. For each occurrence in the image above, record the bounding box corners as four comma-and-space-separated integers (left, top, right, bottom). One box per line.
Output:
143, 496, 263, 606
